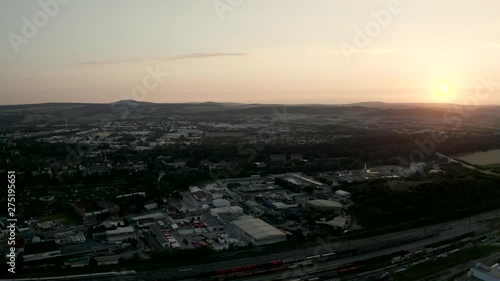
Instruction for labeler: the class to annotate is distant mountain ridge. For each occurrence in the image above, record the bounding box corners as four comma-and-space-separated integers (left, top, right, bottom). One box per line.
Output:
0, 101, 498, 125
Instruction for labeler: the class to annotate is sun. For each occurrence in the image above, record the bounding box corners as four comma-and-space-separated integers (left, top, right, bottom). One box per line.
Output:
439, 84, 450, 95
429, 81, 456, 103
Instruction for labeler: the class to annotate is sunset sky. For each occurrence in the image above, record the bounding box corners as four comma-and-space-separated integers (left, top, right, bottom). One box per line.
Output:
1, 0, 499, 105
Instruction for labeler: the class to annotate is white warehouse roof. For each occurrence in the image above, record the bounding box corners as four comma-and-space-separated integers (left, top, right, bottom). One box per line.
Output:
210, 206, 243, 216
212, 198, 231, 208
335, 190, 351, 197
232, 217, 285, 241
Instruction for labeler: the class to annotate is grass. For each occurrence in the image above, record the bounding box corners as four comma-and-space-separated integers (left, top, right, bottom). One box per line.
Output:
394, 245, 500, 280
386, 180, 431, 191
39, 213, 79, 225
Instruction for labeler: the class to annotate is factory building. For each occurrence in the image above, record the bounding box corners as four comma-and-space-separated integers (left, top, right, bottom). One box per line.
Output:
306, 199, 343, 214
105, 226, 136, 242
150, 224, 180, 248
212, 198, 231, 208
232, 217, 286, 246
335, 190, 351, 198
468, 263, 500, 281
210, 206, 243, 217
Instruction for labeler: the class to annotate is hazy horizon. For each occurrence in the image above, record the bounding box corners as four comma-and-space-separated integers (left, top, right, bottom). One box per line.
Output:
3, 99, 500, 108
1, 0, 499, 105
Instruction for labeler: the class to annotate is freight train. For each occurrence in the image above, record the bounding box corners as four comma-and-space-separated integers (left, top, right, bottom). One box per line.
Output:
207, 248, 358, 280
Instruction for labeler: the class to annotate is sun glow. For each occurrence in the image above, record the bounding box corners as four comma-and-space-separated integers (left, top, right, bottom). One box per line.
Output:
428, 78, 457, 103
439, 84, 450, 95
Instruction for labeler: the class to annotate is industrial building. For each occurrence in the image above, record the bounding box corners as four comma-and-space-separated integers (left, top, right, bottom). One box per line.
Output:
212, 198, 231, 208
150, 224, 180, 248
210, 206, 243, 217
468, 263, 500, 281
316, 216, 347, 228
232, 217, 286, 246
105, 226, 136, 242
130, 212, 166, 222
335, 190, 351, 198
306, 199, 343, 214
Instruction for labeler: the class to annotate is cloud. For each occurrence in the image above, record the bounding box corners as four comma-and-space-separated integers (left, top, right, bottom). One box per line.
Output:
73, 58, 168, 65
73, 53, 247, 65
170, 52, 246, 60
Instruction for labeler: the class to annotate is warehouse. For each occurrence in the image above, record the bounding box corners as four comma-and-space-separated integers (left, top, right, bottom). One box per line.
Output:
306, 199, 343, 214
335, 190, 351, 198
105, 226, 136, 242
212, 198, 231, 208
232, 217, 286, 246
210, 206, 243, 217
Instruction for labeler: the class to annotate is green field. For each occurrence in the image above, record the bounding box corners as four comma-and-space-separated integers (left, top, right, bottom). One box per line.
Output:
456, 149, 500, 166
386, 180, 431, 191
39, 213, 79, 225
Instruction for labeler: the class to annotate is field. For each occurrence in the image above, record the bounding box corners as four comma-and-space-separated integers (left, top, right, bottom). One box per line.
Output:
386, 180, 431, 191
456, 149, 500, 166
39, 213, 79, 225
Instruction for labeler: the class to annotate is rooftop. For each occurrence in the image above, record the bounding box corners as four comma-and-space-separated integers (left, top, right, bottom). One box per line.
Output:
307, 199, 343, 208
106, 226, 135, 235
233, 217, 285, 241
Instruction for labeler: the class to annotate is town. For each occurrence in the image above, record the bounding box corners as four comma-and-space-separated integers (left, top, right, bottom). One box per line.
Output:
1, 102, 499, 281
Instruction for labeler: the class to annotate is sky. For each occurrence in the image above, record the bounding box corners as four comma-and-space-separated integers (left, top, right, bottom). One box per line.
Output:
0, 0, 499, 105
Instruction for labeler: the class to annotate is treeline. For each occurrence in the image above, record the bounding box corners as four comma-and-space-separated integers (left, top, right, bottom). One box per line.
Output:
345, 164, 500, 229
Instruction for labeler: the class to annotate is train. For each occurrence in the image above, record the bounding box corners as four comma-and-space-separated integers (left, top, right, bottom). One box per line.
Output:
424, 232, 485, 254
208, 248, 358, 280
207, 232, 487, 280
335, 250, 410, 276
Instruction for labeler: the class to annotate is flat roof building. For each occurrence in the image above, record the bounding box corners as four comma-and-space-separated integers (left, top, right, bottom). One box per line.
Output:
212, 198, 231, 208
316, 217, 347, 229
210, 206, 243, 217
105, 226, 136, 243
468, 263, 500, 281
335, 190, 351, 198
306, 199, 343, 214
150, 224, 178, 248
232, 217, 286, 246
